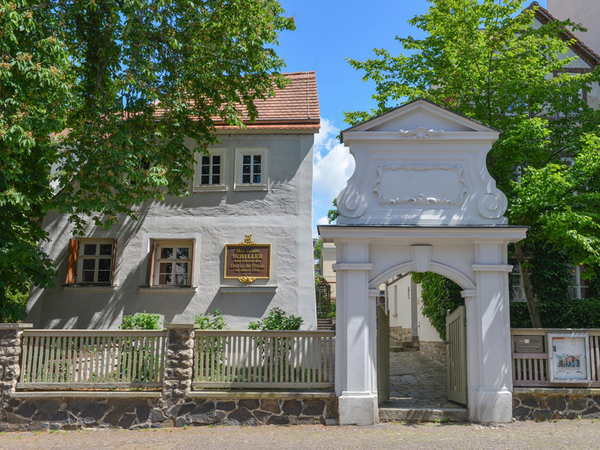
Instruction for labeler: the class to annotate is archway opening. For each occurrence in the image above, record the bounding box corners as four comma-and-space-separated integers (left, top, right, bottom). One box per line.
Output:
377, 271, 468, 419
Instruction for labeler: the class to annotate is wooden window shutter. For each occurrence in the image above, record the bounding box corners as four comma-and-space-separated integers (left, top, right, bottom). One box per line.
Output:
189, 239, 196, 287
110, 238, 117, 285
65, 238, 79, 285
148, 240, 157, 287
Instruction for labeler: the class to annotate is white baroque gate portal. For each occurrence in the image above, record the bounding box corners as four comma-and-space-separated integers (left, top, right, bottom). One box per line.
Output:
318, 99, 527, 425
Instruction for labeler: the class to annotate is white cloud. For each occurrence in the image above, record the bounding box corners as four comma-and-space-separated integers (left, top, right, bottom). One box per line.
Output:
317, 216, 329, 225
313, 118, 355, 201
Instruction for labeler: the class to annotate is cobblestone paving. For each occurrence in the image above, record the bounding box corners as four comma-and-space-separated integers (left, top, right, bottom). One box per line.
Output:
382, 351, 461, 409
1, 421, 600, 450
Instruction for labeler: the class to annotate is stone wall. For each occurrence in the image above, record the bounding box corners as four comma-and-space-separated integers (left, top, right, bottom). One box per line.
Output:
0, 325, 30, 408
390, 327, 412, 342
513, 389, 600, 421
419, 341, 446, 367
1, 395, 338, 431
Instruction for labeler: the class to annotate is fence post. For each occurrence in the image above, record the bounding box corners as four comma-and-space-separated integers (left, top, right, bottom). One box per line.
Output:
0, 324, 32, 405
163, 324, 195, 401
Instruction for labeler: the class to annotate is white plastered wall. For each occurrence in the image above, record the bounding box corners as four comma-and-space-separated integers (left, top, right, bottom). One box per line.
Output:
28, 132, 317, 330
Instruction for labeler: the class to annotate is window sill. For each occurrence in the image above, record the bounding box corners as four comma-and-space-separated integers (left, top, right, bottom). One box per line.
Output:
220, 285, 278, 294
62, 284, 117, 292
192, 185, 227, 193
233, 184, 268, 192
138, 286, 198, 294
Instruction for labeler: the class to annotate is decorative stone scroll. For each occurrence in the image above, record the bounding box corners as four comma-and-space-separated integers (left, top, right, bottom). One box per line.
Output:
397, 127, 444, 139
372, 163, 468, 206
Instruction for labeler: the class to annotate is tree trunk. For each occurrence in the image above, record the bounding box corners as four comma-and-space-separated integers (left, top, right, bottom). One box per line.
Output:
514, 242, 543, 328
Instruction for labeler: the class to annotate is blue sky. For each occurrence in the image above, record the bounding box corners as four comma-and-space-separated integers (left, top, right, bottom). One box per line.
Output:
274, 0, 547, 236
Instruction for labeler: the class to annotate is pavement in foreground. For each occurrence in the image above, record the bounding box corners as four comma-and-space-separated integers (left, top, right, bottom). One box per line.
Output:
1, 420, 599, 450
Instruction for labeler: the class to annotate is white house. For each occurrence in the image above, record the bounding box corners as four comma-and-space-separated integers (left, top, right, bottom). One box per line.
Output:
27, 71, 320, 330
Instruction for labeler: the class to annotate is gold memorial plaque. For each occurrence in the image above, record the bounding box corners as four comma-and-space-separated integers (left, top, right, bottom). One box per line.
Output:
224, 235, 271, 284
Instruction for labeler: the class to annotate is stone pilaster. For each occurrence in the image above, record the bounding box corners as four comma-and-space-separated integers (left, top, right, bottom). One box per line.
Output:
163, 324, 195, 401
0, 324, 32, 406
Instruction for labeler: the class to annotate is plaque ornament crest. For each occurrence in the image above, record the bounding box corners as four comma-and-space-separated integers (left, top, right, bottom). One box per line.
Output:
398, 127, 444, 139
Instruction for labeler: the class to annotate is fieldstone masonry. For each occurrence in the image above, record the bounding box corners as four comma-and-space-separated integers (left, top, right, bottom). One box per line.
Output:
163, 324, 195, 400
513, 389, 600, 421
0, 324, 31, 408
0, 395, 338, 431
419, 342, 447, 367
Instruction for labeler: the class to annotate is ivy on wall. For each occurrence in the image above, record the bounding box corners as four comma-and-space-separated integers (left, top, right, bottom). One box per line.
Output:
410, 272, 463, 341
511, 299, 600, 328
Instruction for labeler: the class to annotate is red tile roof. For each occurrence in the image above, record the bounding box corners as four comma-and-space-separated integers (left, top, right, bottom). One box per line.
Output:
212, 71, 320, 131
526, 1, 600, 67
153, 71, 319, 132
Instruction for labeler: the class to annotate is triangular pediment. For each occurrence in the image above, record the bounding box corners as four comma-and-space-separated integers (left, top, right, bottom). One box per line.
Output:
341, 99, 497, 141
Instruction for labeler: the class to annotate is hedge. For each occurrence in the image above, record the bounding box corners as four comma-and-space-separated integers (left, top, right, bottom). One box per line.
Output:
510, 298, 600, 328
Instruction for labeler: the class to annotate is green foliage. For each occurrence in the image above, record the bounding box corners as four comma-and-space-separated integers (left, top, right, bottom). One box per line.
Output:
411, 272, 463, 341
1, 287, 29, 323
510, 133, 600, 269
0, 0, 73, 313
194, 309, 226, 330
120, 311, 162, 330
1, 0, 294, 315
529, 245, 572, 301
510, 299, 600, 328
313, 238, 322, 260
248, 307, 303, 330
327, 198, 339, 224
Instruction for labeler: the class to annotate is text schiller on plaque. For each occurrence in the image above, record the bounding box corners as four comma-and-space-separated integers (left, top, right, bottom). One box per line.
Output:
224, 244, 271, 280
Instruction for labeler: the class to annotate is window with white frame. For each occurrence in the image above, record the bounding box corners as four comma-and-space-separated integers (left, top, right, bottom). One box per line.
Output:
510, 264, 526, 301
193, 148, 227, 191
76, 240, 115, 284
569, 264, 591, 299
234, 148, 268, 191
151, 240, 194, 287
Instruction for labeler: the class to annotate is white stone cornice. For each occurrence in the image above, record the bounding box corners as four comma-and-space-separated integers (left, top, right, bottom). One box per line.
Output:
332, 263, 373, 272
471, 264, 513, 273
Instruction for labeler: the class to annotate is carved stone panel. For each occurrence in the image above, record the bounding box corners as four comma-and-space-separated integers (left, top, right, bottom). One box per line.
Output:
373, 163, 467, 206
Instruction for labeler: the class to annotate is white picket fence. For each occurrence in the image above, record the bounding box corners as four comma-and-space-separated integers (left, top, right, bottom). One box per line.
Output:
193, 330, 335, 389
18, 330, 167, 389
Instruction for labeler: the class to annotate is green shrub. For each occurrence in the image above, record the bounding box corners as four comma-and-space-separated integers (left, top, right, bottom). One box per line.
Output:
248, 307, 303, 330
120, 311, 162, 330
194, 309, 227, 330
1, 287, 28, 323
510, 298, 600, 328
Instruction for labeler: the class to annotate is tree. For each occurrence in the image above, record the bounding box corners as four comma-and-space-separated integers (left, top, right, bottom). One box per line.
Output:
313, 237, 322, 260
327, 198, 339, 224
1, 1, 74, 320
345, 0, 600, 327
0, 0, 294, 318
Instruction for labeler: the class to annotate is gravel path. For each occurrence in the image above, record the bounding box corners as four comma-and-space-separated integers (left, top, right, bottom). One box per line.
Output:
1, 420, 599, 450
